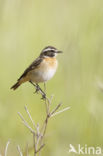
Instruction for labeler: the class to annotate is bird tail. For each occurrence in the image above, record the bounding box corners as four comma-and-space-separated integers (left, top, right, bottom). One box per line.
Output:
10, 81, 20, 90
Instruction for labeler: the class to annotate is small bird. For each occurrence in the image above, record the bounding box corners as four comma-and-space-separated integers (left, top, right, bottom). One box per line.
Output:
11, 46, 62, 97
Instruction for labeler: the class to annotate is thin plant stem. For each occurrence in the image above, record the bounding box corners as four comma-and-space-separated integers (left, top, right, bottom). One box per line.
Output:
17, 145, 23, 156
18, 82, 70, 156
4, 141, 10, 156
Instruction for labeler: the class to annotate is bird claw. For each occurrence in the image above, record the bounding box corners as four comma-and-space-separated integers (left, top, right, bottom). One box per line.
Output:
31, 83, 46, 99
41, 93, 46, 100
34, 85, 40, 94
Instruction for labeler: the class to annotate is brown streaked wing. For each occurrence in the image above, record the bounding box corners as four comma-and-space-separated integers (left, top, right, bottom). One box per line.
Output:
18, 57, 43, 81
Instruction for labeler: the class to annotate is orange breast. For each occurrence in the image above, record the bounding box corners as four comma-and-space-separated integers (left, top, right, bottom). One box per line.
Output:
34, 57, 58, 72
44, 57, 57, 68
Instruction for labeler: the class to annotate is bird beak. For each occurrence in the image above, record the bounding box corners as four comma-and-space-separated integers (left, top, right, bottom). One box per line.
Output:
56, 50, 63, 53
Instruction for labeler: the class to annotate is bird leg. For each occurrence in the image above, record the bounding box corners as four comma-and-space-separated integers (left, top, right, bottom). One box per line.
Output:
36, 84, 46, 99
29, 81, 46, 99
29, 81, 38, 92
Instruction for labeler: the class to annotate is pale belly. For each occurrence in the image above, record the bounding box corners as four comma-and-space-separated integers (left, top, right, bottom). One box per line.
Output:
30, 68, 57, 83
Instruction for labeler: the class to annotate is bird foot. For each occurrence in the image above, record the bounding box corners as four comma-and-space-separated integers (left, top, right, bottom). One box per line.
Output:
34, 84, 46, 99
41, 93, 46, 100
34, 85, 40, 94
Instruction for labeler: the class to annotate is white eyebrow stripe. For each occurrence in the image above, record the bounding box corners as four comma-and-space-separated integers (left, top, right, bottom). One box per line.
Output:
43, 48, 56, 52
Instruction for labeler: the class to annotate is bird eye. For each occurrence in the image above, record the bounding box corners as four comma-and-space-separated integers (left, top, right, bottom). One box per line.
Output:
51, 50, 55, 53
44, 51, 55, 57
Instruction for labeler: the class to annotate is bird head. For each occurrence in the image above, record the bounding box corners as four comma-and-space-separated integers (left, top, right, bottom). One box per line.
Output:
40, 46, 62, 58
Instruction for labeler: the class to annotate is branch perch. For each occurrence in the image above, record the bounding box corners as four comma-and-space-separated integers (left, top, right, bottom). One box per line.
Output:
18, 83, 70, 155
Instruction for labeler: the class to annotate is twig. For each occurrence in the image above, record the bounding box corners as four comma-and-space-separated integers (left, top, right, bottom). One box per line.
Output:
51, 107, 70, 117
37, 123, 40, 136
33, 134, 37, 156
36, 144, 45, 153
17, 145, 23, 156
18, 112, 35, 134
24, 105, 37, 130
4, 140, 10, 156
49, 95, 54, 104
18, 83, 70, 155
50, 103, 62, 116
43, 83, 49, 114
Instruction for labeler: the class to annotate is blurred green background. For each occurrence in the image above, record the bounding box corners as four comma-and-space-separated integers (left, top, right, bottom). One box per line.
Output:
0, 0, 103, 155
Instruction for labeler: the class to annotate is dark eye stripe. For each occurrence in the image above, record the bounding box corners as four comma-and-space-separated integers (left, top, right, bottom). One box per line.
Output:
44, 51, 55, 57
51, 50, 55, 53
44, 50, 55, 54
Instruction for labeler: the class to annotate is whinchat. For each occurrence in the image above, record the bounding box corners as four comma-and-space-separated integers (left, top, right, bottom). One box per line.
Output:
11, 46, 62, 94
